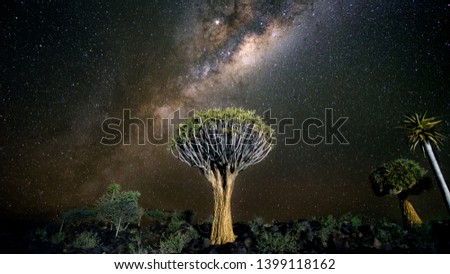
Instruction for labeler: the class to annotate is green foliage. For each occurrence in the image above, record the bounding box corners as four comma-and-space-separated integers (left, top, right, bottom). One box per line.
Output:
402, 113, 444, 150
35, 228, 48, 242
249, 217, 265, 235
61, 207, 97, 227
168, 216, 183, 234
340, 213, 363, 227
370, 158, 429, 196
202, 215, 213, 226
159, 226, 198, 254
147, 209, 171, 222
97, 184, 141, 237
316, 215, 339, 247
291, 221, 309, 236
256, 230, 298, 253
107, 183, 122, 197
171, 107, 274, 147
408, 222, 434, 251
159, 231, 187, 254
374, 219, 406, 249
128, 235, 148, 254
73, 231, 99, 249
51, 232, 65, 244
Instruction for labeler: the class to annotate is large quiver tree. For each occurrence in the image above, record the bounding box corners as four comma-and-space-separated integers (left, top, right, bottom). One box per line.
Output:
170, 107, 274, 245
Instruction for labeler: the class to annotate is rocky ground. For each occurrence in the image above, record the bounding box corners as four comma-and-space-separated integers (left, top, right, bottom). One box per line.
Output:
1, 211, 449, 254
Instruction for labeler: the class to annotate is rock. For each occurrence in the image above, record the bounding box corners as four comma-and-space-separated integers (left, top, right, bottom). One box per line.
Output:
373, 238, 382, 249
243, 237, 252, 249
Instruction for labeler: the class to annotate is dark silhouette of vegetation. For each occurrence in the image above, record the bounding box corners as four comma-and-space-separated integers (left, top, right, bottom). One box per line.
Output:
16, 209, 450, 254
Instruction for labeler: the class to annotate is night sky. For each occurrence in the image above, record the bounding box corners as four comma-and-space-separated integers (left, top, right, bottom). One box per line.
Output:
2, 0, 449, 225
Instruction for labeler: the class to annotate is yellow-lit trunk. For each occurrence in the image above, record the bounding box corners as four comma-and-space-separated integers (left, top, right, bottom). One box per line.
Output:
399, 196, 422, 228
206, 165, 237, 245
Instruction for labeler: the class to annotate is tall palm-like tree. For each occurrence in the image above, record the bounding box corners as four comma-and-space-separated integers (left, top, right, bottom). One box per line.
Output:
403, 113, 450, 214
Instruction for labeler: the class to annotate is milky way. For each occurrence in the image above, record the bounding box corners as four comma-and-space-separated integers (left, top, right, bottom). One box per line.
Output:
2, 0, 449, 224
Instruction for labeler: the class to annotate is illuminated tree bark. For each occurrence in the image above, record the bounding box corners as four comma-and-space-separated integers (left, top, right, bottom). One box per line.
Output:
423, 141, 450, 214
171, 108, 274, 245
398, 193, 422, 228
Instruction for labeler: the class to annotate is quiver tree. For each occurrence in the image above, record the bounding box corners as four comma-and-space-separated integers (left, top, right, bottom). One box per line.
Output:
369, 159, 431, 228
402, 113, 450, 214
170, 107, 274, 245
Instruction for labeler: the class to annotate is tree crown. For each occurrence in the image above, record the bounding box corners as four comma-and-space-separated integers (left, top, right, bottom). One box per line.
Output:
369, 158, 430, 196
402, 113, 444, 151
170, 107, 274, 174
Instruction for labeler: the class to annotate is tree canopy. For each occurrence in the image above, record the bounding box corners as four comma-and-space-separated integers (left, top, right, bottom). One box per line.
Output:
402, 113, 444, 151
170, 107, 275, 174
370, 158, 431, 196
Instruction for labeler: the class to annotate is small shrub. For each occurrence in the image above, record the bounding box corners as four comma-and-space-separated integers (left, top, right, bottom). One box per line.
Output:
249, 217, 264, 235
159, 227, 198, 254
340, 213, 363, 227
167, 215, 183, 233
159, 231, 188, 253
147, 209, 171, 222
202, 215, 213, 226
128, 235, 148, 254
375, 220, 404, 241
73, 231, 99, 249
185, 226, 199, 241
317, 215, 338, 247
61, 207, 97, 227
35, 228, 48, 242
51, 232, 65, 244
291, 221, 309, 236
256, 231, 297, 253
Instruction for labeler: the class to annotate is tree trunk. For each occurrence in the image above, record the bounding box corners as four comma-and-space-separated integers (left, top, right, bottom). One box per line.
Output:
115, 217, 121, 238
398, 194, 422, 228
424, 141, 450, 214
206, 165, 237, 245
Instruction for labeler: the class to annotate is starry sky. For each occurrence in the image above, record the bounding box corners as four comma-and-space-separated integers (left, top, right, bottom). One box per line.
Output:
2, 0, 450, 224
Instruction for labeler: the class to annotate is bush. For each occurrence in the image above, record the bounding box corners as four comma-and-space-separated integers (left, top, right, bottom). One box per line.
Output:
256, 231, 297, 253
73, 231, 99, 249
316, 215, 339, 247
340, 213, 363, 227
159, 231, 188, 253
159, 227, 198, 254
35, 228, 48, 242
249, 217, 264, 235
61, 207, 97, 227
51, 232, 65, 244
128, 235, 148, 254
147, 209, 171, 222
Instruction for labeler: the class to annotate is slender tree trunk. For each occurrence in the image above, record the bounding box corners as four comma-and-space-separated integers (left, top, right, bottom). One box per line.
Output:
398, 193, 422, 228
424, 142, 450, 214
206, 165, 237, 245
115, 217, 121, 238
